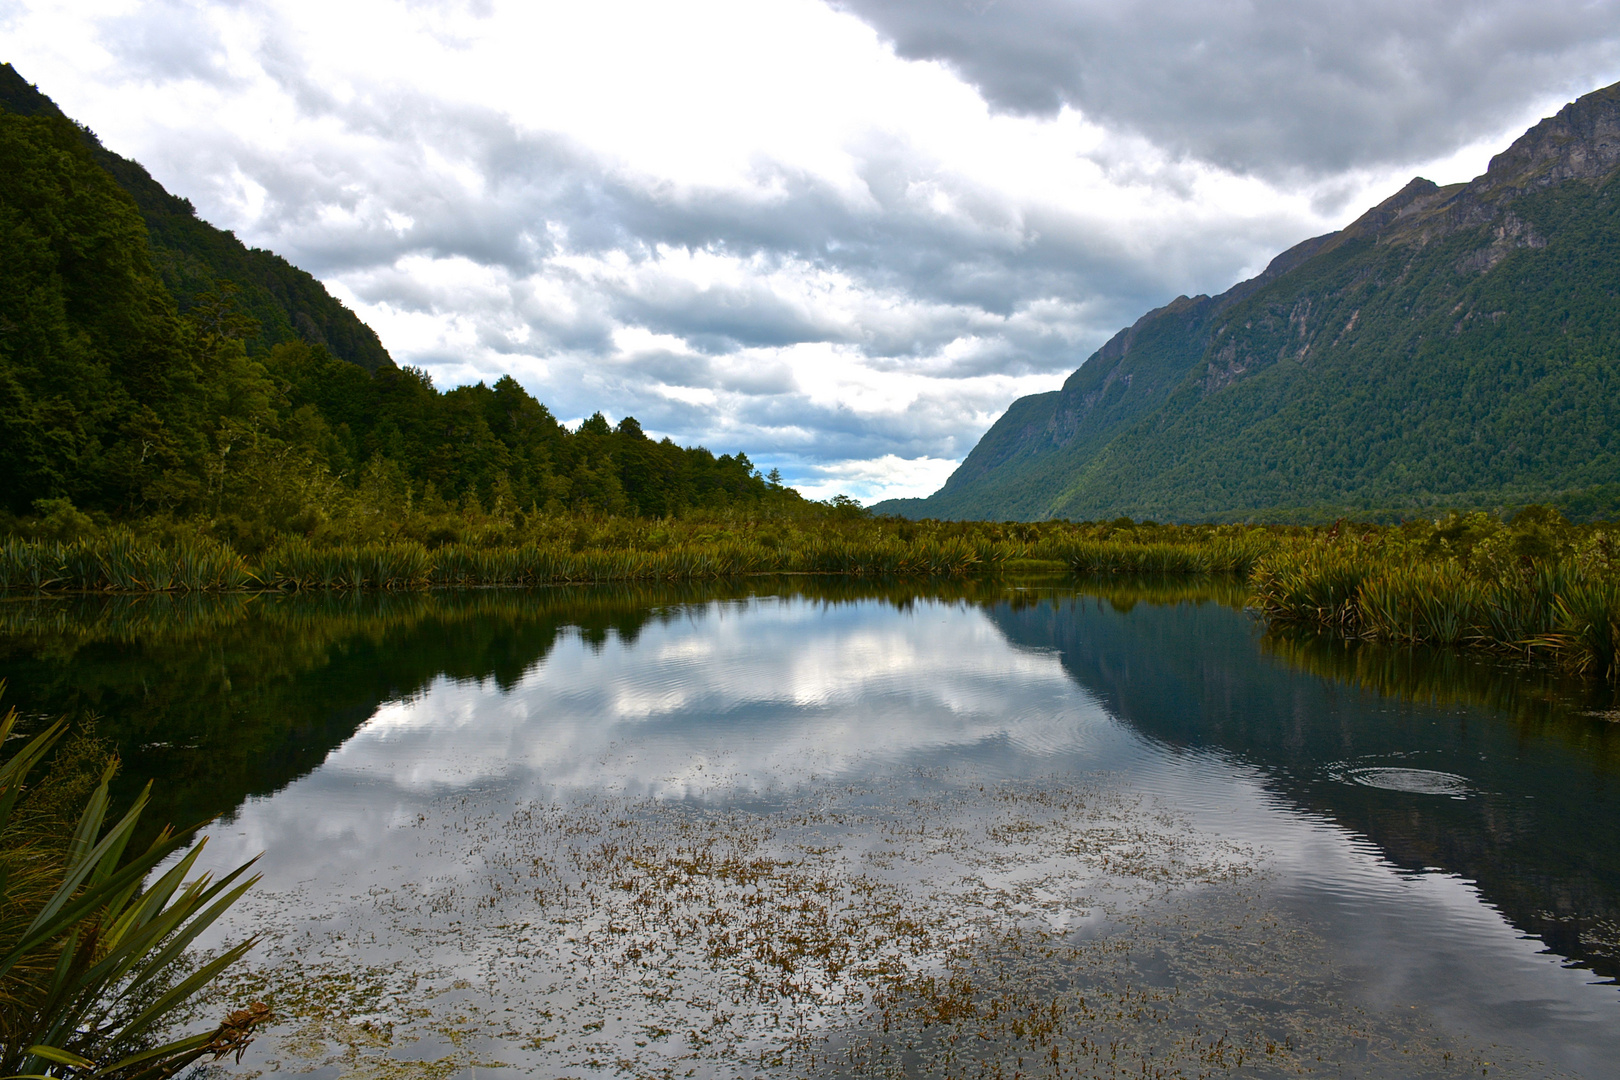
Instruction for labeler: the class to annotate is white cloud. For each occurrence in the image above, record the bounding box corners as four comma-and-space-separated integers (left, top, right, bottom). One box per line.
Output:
7, 0, 1617, 501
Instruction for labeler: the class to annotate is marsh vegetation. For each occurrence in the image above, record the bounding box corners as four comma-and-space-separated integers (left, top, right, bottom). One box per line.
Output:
4, 504, 1616, 683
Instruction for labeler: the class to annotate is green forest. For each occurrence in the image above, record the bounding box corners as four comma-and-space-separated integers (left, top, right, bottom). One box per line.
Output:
0, 62, 388, 370
0, 79, 802, 551
1050, 171, 1620, 523
881, 83, 1620, 525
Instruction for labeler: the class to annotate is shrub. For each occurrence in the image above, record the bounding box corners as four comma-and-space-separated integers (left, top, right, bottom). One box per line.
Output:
0, 687, 270, 1078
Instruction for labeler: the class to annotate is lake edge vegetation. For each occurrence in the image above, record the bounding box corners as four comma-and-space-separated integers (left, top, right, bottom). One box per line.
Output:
0, 685, 270, 1079
2, 502, 1617, 682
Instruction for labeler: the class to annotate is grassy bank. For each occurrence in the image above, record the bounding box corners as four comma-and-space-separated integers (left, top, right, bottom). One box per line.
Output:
0, 528, 1004, 591
4, 504, 1617, 679
0, 512, 1273, 591
1248, 511, 1620, 679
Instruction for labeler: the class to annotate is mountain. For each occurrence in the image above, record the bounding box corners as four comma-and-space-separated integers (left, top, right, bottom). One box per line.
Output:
876, 81, 1620, 523
0, 67, 785, 525
0, 63, 391, 372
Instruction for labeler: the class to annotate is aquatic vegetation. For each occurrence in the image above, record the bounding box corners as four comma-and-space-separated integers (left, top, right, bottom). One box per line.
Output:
0, 533, 252, 594
207, 780, 1262, 1079
256, 540, 435, 591
199, 775, 1557, 1079
828, 885, 1542, 1080
1059, 533, 1272, 576
5, 505, 1616, 688
0, 517, 1269, 594
5, 507, 1616, 685
1251, 516, 1620, 679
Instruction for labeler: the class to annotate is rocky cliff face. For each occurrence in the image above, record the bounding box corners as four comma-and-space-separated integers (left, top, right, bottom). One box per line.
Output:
876, 79, 1620, 522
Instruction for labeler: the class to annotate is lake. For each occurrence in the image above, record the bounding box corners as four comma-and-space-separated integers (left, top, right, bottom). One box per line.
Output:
2, 576, 1618, 1078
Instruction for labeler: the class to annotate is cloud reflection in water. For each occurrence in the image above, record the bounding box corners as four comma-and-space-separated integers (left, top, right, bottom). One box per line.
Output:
173, 591, 1620, 1078
322, 596, 1123, 801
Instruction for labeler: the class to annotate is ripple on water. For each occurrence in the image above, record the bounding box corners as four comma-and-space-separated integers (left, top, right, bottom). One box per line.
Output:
1340, 766, 1473, 798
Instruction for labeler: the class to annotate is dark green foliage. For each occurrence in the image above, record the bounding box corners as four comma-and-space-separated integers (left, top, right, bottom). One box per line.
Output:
0, 70, 796, 531
259, 339, 788, 527
1249, 510, 1620, 679
0, 63, 391, 372
0, 690, 269, 1079
880, 83, 1620, 524
0, 105, 195, 515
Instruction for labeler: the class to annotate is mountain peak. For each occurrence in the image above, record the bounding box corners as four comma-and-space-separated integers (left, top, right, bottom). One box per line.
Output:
877, 77, 1620, 523
1342, 176, 1444, 238
1481, 79, 1620, 195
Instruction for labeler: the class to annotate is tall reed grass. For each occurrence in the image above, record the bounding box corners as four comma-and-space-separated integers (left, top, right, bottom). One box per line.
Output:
1060, 535, 1272, 576
0, 533, 251, 593
1252, 543, 1620, 679
0, 528, 1024, 592
5, 513, 1615, 680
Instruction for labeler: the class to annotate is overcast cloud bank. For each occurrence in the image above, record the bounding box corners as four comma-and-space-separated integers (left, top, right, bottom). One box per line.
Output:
7, 0, 1620, 500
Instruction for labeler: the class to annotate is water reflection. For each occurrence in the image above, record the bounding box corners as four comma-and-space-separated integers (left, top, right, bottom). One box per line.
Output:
2, 578, 1618, 1077
0, 580, 1037, 837
986, 595, 1620, 980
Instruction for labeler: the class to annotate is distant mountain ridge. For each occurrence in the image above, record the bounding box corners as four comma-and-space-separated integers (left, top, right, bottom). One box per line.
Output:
876, 81, 1620, 522
0, 62, 391, 372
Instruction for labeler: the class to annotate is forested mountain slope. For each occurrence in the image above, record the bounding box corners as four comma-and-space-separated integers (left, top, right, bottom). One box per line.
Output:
0, 67, 791, 532
877, 81, 1620, 523
0, 63, 391, 371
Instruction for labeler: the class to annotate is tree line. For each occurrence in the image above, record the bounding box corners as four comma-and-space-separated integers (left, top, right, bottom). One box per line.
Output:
0, 103, 804, 550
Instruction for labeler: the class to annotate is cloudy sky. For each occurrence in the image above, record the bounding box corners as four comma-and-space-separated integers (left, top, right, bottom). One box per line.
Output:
7, 0, 1620, 501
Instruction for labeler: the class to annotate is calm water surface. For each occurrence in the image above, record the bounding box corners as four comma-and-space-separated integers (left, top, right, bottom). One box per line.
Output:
2, 578, 1618, 1078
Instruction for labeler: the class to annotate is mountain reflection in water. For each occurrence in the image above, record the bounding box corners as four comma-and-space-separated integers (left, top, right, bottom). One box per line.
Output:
0, 579, 1056, 837
1, 577, 1617, 1075
986, 590, 1620, 981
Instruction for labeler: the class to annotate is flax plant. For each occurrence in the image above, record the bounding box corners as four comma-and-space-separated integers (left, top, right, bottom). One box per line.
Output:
0, 686, 269, 1079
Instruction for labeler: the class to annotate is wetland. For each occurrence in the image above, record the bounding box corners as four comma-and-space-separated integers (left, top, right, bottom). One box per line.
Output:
1, 576, 1618, 1078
